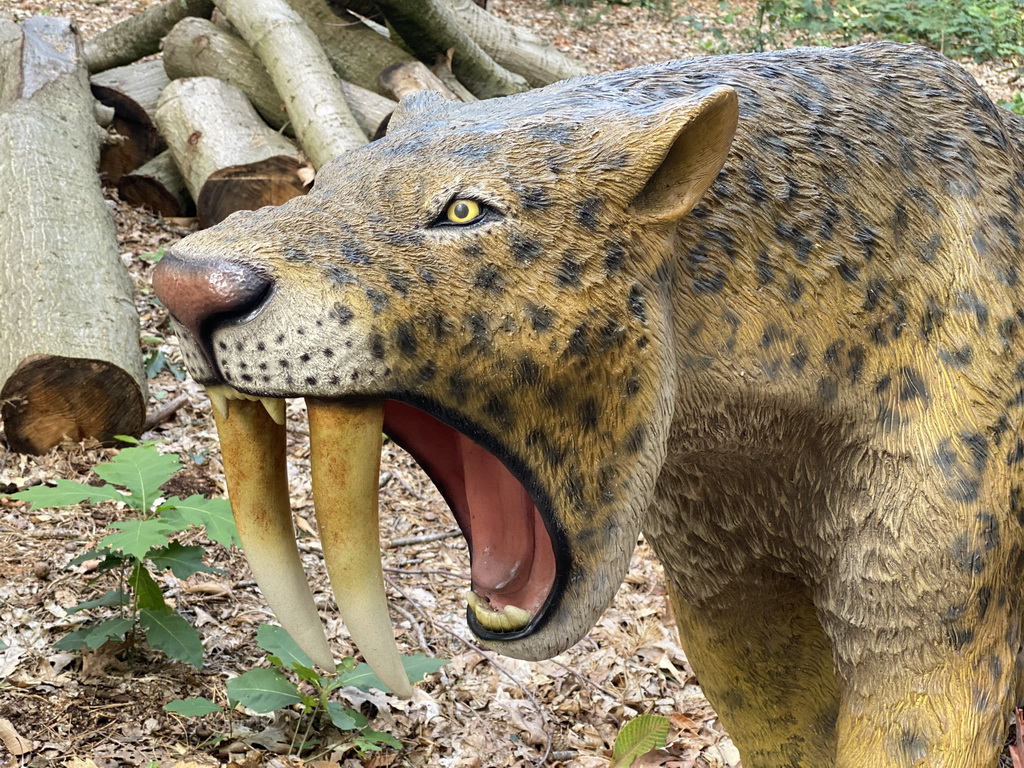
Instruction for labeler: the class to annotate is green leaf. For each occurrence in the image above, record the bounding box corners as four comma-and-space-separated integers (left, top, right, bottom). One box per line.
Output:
164, 697, 222, 716
54, 618, 134, 651
130, 564, 170, 613
140, 609, 204, 668
325, 701, 358, 730
257, 625, 316, 673
338, 654, 447, 693
609, 714, 670, 768
148, 542, 219, 579
65, 588, 128, 615
227, 668, 301, 713
160, 496, 239, 548
353, 728, 401, 753
9, 479, 128, 509
102, 519, 176, 561
94, 445, 181, 512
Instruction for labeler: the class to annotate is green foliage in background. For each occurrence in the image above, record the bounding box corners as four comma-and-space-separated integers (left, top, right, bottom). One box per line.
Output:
8, 439, 237, 667
743, 0, 1024, 61
166, 625, 447, 757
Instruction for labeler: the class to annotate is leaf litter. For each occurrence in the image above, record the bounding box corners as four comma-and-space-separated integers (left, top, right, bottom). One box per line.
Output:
1, 0, 1020, 766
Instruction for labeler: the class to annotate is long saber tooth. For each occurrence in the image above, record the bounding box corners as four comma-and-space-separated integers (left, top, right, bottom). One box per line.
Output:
212, 396, 335, 669
306, 398, 413, 698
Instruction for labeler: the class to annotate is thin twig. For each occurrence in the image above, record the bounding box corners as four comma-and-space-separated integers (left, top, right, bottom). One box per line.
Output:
384, 566, 467, 580
143, 393, 190, 430
389, 600, 429, 655
385, 529, 461, 548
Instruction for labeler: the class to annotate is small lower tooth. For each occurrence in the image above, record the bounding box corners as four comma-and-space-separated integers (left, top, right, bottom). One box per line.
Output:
465, 590, 532, 632
261, 397, 286, 425
206, 386, 230, 419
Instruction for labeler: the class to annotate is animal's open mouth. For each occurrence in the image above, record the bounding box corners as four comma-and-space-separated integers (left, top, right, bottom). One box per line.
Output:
205, 384, 560, 697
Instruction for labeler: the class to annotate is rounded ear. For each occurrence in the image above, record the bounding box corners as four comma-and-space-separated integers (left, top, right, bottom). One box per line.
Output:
629, 86, 739, 224
385, 90, 449, 135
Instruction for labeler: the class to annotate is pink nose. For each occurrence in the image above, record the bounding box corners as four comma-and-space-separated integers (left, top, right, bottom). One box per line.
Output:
152, 251, 270, 341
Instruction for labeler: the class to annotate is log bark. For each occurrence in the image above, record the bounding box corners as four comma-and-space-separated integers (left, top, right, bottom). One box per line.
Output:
288, 0, 413, 98
213, 0, 367, 168
446, 0, 585, 86
82, 0, 214, 73
117, 149, 194, 218
379, 60, 464, 102
0, 17, 146, 455
91, 59, 169, 184
162, 16, 395, 138
373, 0, 529, 98
156, 77, 310, 228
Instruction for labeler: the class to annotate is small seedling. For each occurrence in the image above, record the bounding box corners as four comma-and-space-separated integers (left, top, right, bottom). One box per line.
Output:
8, 438, 238, 667
610, 713, 671, 768
167, 624, 447, 757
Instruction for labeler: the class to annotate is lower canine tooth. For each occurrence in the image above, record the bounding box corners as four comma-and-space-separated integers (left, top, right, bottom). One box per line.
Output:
260, 397, 286, 425
206, 385, 231, 419
466, 590, 533, 632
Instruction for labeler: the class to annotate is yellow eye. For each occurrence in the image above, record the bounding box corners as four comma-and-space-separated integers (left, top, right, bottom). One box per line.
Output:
446, 199, 482, 224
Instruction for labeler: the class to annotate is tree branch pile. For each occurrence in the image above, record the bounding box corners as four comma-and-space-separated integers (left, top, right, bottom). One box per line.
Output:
0, 0, 584, 453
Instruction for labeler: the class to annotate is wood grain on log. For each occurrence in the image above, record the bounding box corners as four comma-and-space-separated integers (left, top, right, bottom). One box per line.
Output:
156, 76, 309, 228
213, 0, 367, 168
91, 59, 169, 184
374, 0, 529, 98
83, 0, 214, 73
118, 149, 194, 217
0, 17, 146, 454
163, 16, 395, 139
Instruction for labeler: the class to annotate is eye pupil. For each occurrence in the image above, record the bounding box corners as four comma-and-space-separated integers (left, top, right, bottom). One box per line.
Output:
454, 202, 470, 220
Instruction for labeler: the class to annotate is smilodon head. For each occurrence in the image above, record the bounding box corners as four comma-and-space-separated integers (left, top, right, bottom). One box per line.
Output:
152, 79, 738, 694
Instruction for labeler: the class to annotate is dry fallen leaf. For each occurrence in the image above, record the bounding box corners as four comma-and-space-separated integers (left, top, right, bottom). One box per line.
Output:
0, 718, 32, 755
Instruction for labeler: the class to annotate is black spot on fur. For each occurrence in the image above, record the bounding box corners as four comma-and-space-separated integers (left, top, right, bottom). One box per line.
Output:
395, 321, 417, 357
556, 253, 585, 288
625, 424, 647, 455
577, 197, 603, 230
953, 533, 985, 574
511, 232, 544, 264
605, 241, 626, 274
366, 287, 389, 313
526, 304, 554, 332
369, 332, 385, 359
628, 286, 648, 324
474, 264, 505, 295
579, 398, 599, 431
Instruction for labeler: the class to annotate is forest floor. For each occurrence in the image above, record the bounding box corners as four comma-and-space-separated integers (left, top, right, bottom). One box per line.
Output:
1, 1, 1022, 767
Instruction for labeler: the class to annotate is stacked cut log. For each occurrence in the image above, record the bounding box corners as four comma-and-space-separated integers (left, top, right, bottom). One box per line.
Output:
0, 0, 585, 454
0, 17, 147, 454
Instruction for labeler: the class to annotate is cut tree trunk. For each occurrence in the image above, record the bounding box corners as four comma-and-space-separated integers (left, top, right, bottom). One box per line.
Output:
0, 17, 146, 455
373, 0, 529, 98
162, 16, 395, 139
82, 0, 214, 73
213, 0, 367, 168
156, 76, 310, 228
91, 59, 169, 184
117, 149, 194, 218
379, 60, 465, 102
445, 0, 585, 86
288, 0, 414, 98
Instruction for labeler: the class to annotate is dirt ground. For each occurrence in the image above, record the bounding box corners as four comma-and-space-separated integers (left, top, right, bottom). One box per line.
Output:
1, 1, 1023, 767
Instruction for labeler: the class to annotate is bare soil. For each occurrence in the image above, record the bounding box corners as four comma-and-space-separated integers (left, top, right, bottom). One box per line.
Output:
1, 2, 1021, 767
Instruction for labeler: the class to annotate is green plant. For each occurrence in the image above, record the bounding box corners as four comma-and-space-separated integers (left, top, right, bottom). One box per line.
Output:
142, 334, 186, 381
167, 624, 447, 757
9, 438, 238, 667
610, 713, 671, 767
1001, 91, 1024, 115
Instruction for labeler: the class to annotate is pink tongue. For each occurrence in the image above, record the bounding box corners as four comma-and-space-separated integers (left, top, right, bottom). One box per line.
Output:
459, 434, 535, 599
